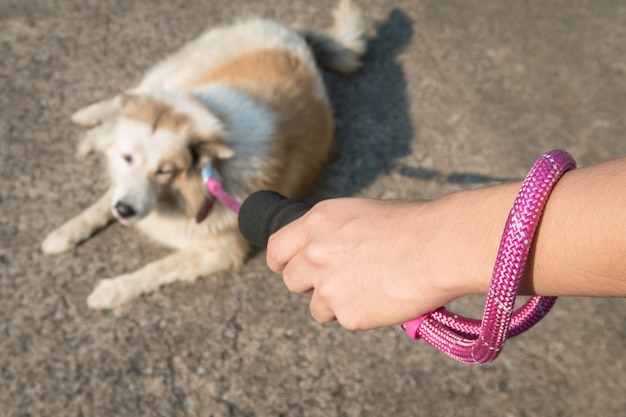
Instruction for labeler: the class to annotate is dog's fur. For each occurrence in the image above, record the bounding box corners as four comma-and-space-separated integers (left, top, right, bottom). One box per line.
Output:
42, 0, 366, 309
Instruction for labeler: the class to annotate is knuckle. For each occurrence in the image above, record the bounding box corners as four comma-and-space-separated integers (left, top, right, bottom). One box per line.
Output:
304, 200, 334, 227
315, 281, 335, 301
266, 232, 280, 254
301, 242, 329, 267
336, 313, 364, 331
266, 234, 285, 271
309, 309, 325, 324
281, 270, 299, 293
309, 305, 333, 324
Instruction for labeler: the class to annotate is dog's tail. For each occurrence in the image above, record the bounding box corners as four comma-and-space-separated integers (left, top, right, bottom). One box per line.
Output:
298, 0, 366, 74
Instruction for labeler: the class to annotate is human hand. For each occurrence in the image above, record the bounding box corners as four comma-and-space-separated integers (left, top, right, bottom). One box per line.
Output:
266, 197, 486, 330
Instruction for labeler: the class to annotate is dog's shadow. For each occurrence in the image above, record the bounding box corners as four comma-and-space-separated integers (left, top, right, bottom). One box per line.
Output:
314, 9, 414, 199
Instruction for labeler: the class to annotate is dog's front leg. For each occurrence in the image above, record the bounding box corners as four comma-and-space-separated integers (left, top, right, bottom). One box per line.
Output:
86, 234, 248, 309
41, 189, 114, 254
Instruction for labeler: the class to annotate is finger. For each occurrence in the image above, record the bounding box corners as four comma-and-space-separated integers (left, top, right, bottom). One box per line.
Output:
280, 254, 316, 294
309, 289, 336, 324
266, 215, 308, 273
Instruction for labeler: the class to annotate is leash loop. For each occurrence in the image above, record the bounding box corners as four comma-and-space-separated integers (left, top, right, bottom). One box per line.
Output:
400, 150, 576, 364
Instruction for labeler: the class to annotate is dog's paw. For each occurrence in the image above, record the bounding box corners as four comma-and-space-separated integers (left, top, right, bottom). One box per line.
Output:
41, 229, 76, 255
87, 279, 129, 310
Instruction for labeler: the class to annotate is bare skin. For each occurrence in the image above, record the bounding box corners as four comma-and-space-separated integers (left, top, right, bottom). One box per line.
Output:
267, 155, 626, 330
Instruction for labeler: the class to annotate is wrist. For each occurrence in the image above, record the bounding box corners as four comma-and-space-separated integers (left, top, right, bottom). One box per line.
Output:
427, 182, 522, 299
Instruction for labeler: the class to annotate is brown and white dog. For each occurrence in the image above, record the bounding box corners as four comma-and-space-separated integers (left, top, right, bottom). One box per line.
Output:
41, 0, 366, 309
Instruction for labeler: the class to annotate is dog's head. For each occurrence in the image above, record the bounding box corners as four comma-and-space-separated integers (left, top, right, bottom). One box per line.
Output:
107, 92, 233, 225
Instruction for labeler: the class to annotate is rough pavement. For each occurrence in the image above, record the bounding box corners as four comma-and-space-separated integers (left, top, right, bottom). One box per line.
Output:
1, 0, 625, 416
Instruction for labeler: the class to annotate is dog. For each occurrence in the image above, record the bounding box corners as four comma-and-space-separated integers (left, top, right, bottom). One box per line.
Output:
41, 0, 366, 309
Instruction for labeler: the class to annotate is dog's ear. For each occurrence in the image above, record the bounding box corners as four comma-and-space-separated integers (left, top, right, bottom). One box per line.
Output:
72, 92, 144, 129
75, 121, 116, 160
189, 132, 234, 167
72, 95, 123, 159
71, 96, 122, 128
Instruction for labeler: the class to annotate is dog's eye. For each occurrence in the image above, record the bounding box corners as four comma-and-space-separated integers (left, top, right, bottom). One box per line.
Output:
156, 165, 177, 176
122, 154, 133, 164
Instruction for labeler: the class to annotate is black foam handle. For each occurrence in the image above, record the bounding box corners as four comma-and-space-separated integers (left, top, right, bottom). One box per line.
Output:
238, 190, 312, 248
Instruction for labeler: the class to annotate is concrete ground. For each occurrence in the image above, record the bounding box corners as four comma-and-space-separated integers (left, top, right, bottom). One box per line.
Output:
1, 0, 625, 416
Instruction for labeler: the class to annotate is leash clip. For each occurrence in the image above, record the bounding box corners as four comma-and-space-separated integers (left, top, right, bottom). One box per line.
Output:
200, 164, 242, 215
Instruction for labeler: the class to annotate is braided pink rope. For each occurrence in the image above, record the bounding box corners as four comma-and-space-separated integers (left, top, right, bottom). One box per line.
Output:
400, 150, 576, 364
208, 178, 241, 214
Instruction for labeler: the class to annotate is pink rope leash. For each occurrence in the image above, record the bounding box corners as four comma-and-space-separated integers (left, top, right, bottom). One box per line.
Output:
400, 150, 577, 364
208, 180, 242, 214
205, 151, 576, 364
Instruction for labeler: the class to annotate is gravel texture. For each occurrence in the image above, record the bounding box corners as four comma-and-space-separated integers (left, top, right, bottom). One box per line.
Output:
1, 1, 625, 416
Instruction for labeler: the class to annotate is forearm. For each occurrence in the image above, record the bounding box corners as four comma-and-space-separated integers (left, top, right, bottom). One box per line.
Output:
525, 156, 626, 297
437, 156, 626, 299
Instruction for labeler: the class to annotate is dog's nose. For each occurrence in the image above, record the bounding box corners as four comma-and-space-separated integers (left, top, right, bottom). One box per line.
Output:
114, 201, 136, 218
